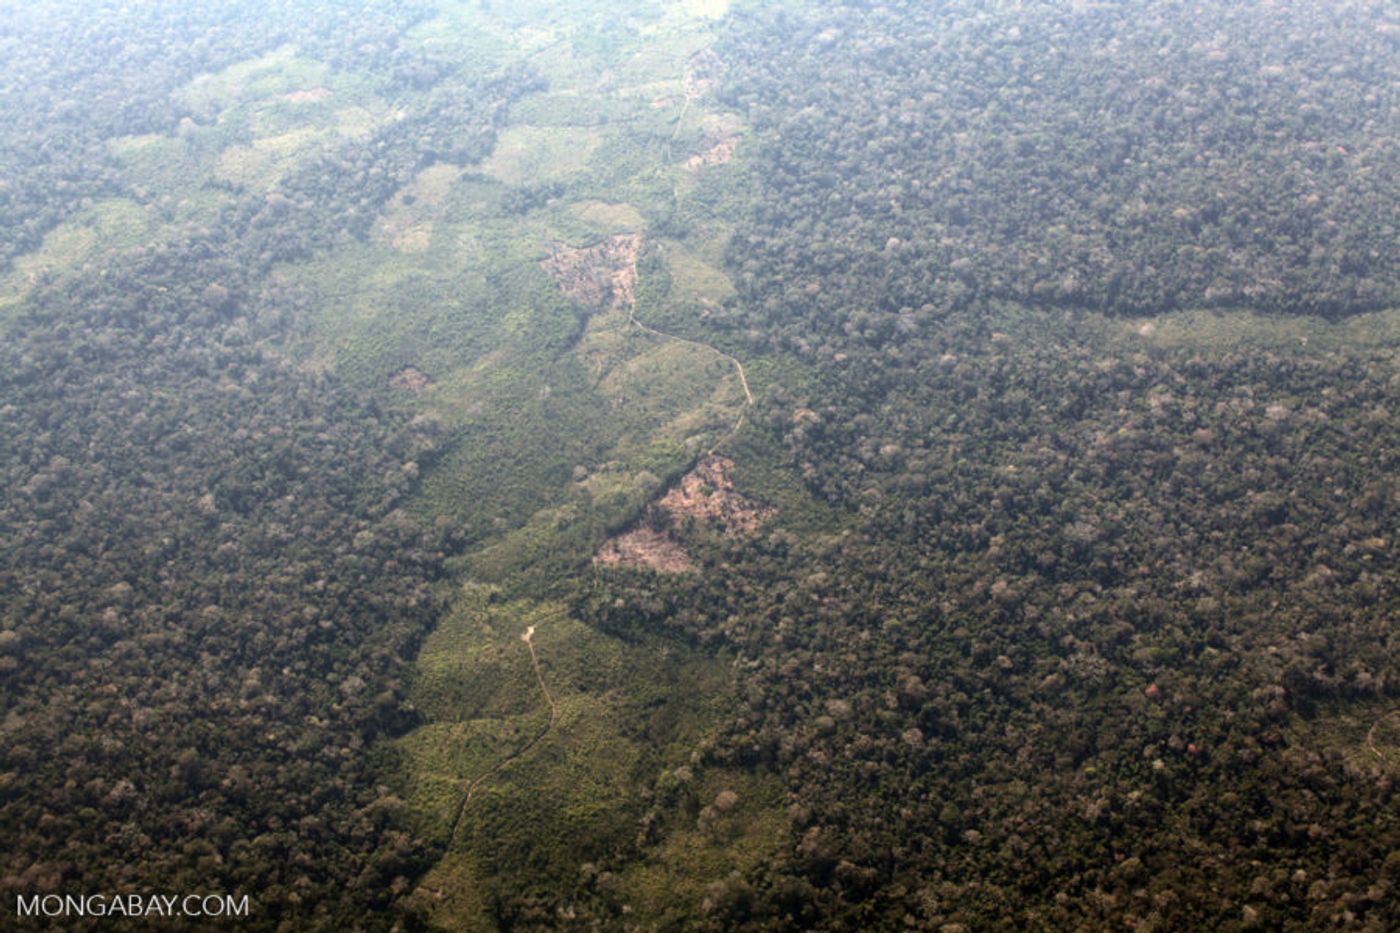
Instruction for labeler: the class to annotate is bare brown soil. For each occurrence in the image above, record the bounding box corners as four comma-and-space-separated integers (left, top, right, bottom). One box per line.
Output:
389, 367, 431, 391
594, 456, 772, 573
686, 129, 739, 168
542, 234, 642, 309
595, 525, 693, 573
658, 455, 772, 534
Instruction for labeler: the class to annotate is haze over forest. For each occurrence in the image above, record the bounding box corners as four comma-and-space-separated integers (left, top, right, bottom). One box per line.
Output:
1, 0, 1397, 930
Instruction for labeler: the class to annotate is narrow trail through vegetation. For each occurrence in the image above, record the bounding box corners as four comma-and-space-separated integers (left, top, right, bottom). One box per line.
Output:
442, 49, 753, 852
653, 54, 754, 452
446, 617, 561, 849
628, 304, 753, 453
441, 310, 751, 848
1366, 710, 1399, 763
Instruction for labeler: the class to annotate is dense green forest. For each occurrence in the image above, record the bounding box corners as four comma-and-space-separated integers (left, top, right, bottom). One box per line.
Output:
1, 0, 1397, 930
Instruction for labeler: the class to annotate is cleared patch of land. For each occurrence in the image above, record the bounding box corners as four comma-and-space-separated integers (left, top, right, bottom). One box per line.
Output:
397, 589, 735, 930
480, 125, 605, 185
570, 200, 647, 232
595, 455, 772, 572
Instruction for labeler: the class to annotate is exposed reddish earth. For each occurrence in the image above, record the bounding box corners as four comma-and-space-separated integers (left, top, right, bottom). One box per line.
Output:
594, 456, 772, 573
542, 234, 642, 309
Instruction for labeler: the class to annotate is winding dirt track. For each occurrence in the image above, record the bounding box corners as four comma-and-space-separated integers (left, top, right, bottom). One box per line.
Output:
628, 305, 753, 453
444, 53, 753, 845
446, 620, 560, 849
442, 305, 751, 846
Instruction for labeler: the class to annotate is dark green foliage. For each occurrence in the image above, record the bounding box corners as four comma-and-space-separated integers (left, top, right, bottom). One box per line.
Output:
0, 12, 541, 927
557, 2, 1400, 927
580, 309, 1400, 929
719, 0, 1399, 330
501, 182, 565, 216
0, 0, 442, 269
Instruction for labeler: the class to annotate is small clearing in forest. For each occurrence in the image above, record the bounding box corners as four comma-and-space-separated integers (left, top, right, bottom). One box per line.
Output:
657, 455, 772, 534
684, 48, 725, 98
687, 129, 739, 168
542, 234, 642, 308
281, 87, 330, 103
390, 367, 431, 391
594, 456, 772, 572
595, 524, 694, 573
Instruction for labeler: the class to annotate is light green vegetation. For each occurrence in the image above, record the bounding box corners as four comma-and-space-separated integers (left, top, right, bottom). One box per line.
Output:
369, 4, 799, 924
569, 200, 647, 233
659, 239, 735, 304
175, 46, 329, 118
109, 134, 232, 220
171, 46, 392, 193
398, 588, 739, 927
0, 0, 789, 919
0, 197, 191, 320
1111, 306, 1400, 353
480, 125, 607, 185
6, 1, 1398, 926
612, 769, 789, 923
374, 163, 467, 252
1292, 703, 1400, 780
407, 0, 573, 72
216, 127, 328, 189
0, 222, 96, 317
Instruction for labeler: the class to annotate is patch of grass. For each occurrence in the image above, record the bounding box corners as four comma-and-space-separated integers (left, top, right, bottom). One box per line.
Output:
331, 104, 383, 139
396, 587, 736, 924
176, 46, 329, 120
366, 162, 466, 254
1288, 701, 1400, 780
0, 197, 187, 316
0, 224, 95, 313
525, 41, 603, 95
409, 590, 548, 722
580, 127, 670, 194
659, 238, 734, 305
597, 339, 728, 422
408, 850, 497, 933
407, 1, 557, 71
510, 92, 642, 128
480, 125, 606, 186
618, 19, 712, 83
296, 226, 585, 399
1108, 306, 1400, 353
575, 463, 666, 521
108, 133, 167, 157
396, 715, 547, 832
215, 126, 333, 190
88, 199, 158, 250
570, 200, 647, 233
109, 133, 214, 201
168, 48, 390, 195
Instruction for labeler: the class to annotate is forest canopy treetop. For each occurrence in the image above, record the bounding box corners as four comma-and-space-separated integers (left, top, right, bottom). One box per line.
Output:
720, 0, 1399, 326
